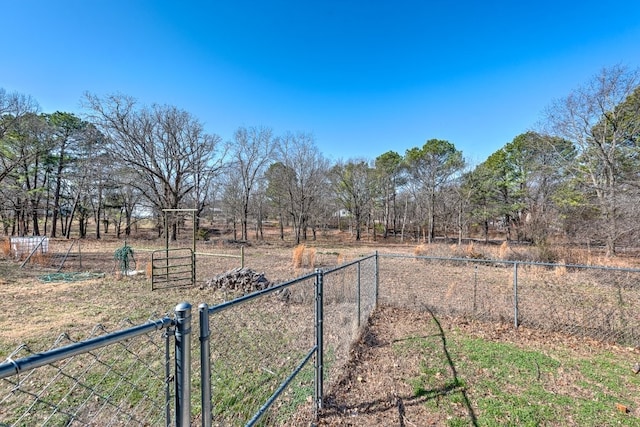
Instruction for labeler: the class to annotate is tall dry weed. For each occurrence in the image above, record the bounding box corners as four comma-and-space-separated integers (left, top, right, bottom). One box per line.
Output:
498, 241, 508, 260
292, 244, 305, 268
414, 244, 428, 256
31, 251, 51, 267
337, 253, 347, 265
555, 260, 567, 277
306, 247, 316, 269
464, 241, 485, 259
2, 238, 10, 256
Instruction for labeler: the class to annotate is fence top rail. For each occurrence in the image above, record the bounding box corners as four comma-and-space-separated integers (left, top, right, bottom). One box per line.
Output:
194, 252, 241, 258
0, 316, 173, 380
151, 248, 193, 254
208, 271, 317, 315
321, 253, 377, 275
380, 252, 640, 273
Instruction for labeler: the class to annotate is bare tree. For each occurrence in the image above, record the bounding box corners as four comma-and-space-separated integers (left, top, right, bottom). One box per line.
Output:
268, 132, 329, 244
221, 167, 244, 240
84, 93, 223, 240
543, 65, 640, 256
230, 126, 276, 241
331, 160, 376, 241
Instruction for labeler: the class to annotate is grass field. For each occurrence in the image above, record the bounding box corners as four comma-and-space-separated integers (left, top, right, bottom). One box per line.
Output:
2, 236, 640, 425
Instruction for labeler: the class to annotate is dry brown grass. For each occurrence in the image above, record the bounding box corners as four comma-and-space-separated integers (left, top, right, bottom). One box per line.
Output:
306, 246, 316, 269
336, 252, 348, 264
291, 245, 318, 269
465, 241, 485, 259
145, 261, 152, 279
30, 251, 52, 267
498, 241, 508, 259
555, 260, 568, 276
292, 244, 305, 268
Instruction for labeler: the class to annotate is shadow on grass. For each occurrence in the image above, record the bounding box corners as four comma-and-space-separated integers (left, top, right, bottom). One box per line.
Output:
319, 305, 478, 426
422, 304, 478, 426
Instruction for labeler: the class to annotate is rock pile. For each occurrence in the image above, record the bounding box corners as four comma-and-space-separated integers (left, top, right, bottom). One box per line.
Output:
202, 267, 272, 294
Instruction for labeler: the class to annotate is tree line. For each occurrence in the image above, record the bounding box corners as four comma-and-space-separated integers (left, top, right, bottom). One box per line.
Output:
1, 65, 638, 256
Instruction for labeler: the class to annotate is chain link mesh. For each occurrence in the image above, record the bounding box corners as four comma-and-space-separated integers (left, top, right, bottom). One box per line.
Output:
0, 319, 172, 426
7, 251, 636, 425
378, 254, 640, 346
204, 277, 316, 426
516, 264, 640, 344
321, 255, 377, 392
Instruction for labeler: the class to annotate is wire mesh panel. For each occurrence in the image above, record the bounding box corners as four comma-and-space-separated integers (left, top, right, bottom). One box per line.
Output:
516, 264, 640, 345
321, 255, 377, 393
0, 319, 173, 426
378, 254, 640, 347
203, 276, 317, 426
377, 255, 514, 322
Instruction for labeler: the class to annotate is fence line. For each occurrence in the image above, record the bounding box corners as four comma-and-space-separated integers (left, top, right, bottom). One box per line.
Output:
198, 254, 378, 425
377, 253, 640, 345
0, 314, 177, 426
3, 251, 640, 426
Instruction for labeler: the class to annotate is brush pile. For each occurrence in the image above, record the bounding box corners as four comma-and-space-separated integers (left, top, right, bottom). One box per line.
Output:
202, 267, 272, 294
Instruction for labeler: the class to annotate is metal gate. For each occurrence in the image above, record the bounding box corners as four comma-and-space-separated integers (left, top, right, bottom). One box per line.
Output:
151, 248, 194, 290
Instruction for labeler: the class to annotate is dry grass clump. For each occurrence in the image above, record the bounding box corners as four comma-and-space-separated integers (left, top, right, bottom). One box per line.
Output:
2, 238, 10, 256
293, 244, 305, 268
413, 243, 464, 258
465, 242, 485, 259
30, 251, 52, 267
498, 241, 508, 259
336, 253, 348, 265
555, 261, 568, 276
146, 261, 153, 279
413, 244, 428, 256
306, 247, 316, 269
292, 244, 316, 269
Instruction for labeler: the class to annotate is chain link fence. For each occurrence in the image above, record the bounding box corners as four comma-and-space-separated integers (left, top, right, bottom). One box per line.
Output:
321, 255, 378, 392
0, 316, 174, 426
377, 254, 640, 346
198, 275, 316, 426
4, 251, 639, 426
197, 254, 378, 426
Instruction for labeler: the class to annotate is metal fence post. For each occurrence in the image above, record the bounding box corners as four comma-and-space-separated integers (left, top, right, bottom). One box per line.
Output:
357, 261, 361, 328
199, 303, 211, 427
314, 268, 324, 415
165, 327, 173, 427
374, 250, 379, 307
192, 210, 197, 286
513, 262, 519, 329
175, 302, 192, 427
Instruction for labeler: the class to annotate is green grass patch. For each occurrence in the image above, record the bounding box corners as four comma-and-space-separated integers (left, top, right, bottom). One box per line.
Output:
394, 331, 640, 426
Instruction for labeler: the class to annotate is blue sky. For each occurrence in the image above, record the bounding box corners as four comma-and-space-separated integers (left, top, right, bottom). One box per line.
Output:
2, 1, 639, 165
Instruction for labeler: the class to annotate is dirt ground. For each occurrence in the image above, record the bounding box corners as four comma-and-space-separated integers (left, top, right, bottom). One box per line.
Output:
312, 303, 640, 426
317, 305, 454, 426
